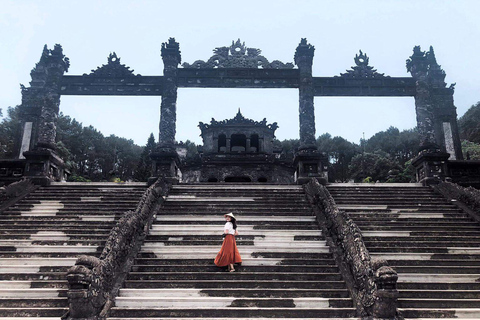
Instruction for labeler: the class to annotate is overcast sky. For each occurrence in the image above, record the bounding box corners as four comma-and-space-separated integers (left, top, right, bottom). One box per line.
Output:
1, 0, 479, 146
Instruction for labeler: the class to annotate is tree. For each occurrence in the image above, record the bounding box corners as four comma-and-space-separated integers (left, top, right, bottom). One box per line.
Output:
0, 106, 21, 159
317, 133, 359, 182
134, 133, 156, 181
349, 151, 402, 183
458, 101, 480, 143
462, 140, 480, 160
365, 126, 419, 165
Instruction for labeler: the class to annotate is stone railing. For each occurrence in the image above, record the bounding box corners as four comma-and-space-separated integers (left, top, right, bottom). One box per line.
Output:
304, 179, 399, 319
64, 178, 171, 320
0, 179, 37, 212
433, 181, 480, 223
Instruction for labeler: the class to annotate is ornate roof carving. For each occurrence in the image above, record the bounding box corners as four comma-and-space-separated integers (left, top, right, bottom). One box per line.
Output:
198, 109, 279, 131
338, 50, 388, 78
85, 53, 139, 77
183, 39, 294, 69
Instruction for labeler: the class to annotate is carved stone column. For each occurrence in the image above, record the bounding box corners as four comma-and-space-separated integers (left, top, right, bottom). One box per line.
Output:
407, 46, 438, 153
20, 44, 70, 185
159, 38, 181, 148
150, 38, 182, 183
293, 39, 327, 184
426, 47, 463, 160
294, 38, 316, 150
407, 46, 463, 184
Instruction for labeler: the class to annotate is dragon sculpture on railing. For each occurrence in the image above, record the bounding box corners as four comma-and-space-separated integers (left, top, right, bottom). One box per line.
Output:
304, 179, 400, 319
63, 178, 171, 320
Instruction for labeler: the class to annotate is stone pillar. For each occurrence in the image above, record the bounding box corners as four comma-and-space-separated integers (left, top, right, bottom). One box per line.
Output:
226, 137, 231, 153
294, 38, 316, 150
20, 44, 69, 185
246, 138, 251, 153
407, 46, 462, 160
407, 46, 438, 153
293, 39, 327, 184
150, 38, 181, 183
407, 46, 463, 184
427, 47, 463, 160
159, 38, 181, 147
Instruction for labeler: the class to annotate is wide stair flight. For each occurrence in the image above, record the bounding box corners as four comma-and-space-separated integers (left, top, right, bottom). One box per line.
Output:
109, 184, 356, 319
328, 184, 480, 319
0, 183, 146, 318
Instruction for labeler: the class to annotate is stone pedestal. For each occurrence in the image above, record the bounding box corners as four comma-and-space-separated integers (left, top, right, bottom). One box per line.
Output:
293, 149, 328, 185
412, 151, 450, 186
149, 147, 181, 185
23, 149, 66, 186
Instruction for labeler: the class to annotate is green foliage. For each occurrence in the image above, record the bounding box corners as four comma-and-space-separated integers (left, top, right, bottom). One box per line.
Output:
317, 133, 359, 182
134, 133, 156, 182
364, 126, 419, 165
348, 151, 402, 183
462, 140, 480, 160
55, 113, 142, 181
67, 174, 91, 182
0, 106, 21, 159
459, 101, 480, 143
275, 138, 300, 155
386, 160, 416, 183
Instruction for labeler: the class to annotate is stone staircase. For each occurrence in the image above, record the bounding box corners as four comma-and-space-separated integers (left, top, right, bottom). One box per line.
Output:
108, 184, 357, 319
0, 182, 146, 318
328, 184, 480, 319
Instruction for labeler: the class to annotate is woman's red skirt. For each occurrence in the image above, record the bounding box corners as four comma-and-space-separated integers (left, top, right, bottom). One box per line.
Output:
214, 234, 242, 267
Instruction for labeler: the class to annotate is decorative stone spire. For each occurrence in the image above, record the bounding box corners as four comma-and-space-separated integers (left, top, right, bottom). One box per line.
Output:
294, 38, 316, 149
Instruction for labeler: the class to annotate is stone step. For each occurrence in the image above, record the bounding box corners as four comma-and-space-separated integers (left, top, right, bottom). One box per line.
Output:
130, 265, 339, 273
118, 288, 350, 298
0, 298, 67, 307
133, 258, 333, 266
0, 308, 67, 317
107, 318, 359, 320
399, 290, 480, 299
126, 272, 343, 281
124, 280, 347, 289
398, 298, 480, 308
155, 215, 315, 222
113, 296, 353, 308
107, 307, 357, 318
400, 308, 480, 318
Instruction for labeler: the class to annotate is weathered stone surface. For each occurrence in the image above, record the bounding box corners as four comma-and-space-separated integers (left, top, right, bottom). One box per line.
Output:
183, 39, 294, 69
339, 50, 388, 79
159, 38, 181, 148
65, 178, 171, 319
295, 39, 316, 149
304, 179, 399, 319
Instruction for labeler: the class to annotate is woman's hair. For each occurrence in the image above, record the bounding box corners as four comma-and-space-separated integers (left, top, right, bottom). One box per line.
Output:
230, 217, 237, 230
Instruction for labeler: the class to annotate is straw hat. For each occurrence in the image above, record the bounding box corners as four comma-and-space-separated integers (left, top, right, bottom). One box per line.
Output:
224, 212, 236, 219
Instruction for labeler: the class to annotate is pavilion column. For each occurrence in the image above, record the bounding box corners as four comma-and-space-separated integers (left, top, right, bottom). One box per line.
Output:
151, 38, 182, 184
20, 44, 69, 185
294, 38, 316, 150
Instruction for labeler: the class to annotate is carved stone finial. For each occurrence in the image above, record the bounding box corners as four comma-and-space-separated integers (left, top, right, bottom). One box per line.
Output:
86, 52, 137, 77
406, 45, 428, 74
183, 39, 293, 69
161, 37, 182, 64
294, 38, 315, 65
339, 50, 387, 78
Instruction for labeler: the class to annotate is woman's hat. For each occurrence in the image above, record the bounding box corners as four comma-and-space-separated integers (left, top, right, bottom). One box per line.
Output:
224, 212, 236, 219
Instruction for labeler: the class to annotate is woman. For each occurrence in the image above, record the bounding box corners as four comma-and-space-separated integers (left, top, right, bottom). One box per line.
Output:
214, 212, 242, 272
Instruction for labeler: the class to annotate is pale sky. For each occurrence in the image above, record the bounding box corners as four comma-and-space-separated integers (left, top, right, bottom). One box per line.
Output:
1, 0, 479, 146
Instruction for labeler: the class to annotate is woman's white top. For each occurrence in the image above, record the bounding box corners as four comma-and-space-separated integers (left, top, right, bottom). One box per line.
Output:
224, 222, 236, 235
